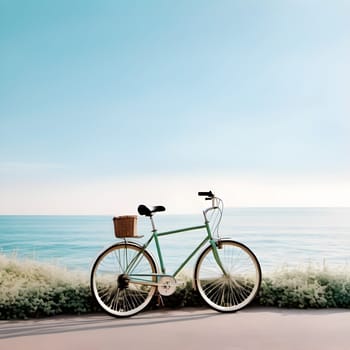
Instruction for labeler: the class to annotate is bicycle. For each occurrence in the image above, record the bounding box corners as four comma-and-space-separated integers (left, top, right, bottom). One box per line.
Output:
90, 191, 262, 317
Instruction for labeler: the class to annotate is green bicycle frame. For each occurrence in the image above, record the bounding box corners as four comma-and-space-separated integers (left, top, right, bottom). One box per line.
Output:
125, 214, 226, 282
154, 224, 208, 276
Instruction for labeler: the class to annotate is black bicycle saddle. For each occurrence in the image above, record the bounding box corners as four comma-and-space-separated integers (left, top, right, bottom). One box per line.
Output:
138, 205, 166, 217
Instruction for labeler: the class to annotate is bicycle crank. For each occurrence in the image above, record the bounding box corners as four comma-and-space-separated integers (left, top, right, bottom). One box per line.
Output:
158, 276, 177, 296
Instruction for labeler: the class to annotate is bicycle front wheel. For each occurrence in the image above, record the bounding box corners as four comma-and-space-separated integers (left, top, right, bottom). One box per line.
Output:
194, 240, 261, 312
90, 242, 157, 317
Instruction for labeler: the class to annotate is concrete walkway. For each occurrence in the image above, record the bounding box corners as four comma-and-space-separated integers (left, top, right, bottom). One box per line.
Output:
1, 307, 349, 350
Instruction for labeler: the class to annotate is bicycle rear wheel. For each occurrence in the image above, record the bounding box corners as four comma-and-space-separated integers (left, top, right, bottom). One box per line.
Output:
194, 240, 261, 312
90, 242, 157, 317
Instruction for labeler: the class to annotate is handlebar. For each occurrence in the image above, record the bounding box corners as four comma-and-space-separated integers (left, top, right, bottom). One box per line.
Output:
199, 191, 223, 236
198, 191, 214, 199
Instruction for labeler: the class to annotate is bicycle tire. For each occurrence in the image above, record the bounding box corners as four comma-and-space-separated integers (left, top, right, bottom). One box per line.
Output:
194, 239, 261, 312
90, 242, 157, 317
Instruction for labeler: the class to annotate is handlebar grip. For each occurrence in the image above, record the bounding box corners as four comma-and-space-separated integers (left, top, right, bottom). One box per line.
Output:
198, 191, 214, 198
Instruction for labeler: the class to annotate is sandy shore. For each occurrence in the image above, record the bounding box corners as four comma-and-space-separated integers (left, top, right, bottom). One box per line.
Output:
1, 307, 349, 350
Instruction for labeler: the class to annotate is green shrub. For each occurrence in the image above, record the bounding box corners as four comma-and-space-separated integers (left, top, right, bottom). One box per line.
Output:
258, 265, 350, 309
0, 254, 96, 319
164, 281, 204, 308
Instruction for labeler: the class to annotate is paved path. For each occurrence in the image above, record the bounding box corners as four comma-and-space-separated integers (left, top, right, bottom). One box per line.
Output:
1, 307, 350, 350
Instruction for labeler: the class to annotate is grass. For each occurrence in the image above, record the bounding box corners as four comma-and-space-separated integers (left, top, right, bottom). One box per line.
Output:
1, 253, 350, 319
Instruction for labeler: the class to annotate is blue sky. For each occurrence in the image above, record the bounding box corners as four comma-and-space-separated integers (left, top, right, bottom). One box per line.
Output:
1, 1, 349, 214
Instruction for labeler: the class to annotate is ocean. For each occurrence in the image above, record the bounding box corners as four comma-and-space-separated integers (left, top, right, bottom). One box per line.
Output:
1, 208, 349, 274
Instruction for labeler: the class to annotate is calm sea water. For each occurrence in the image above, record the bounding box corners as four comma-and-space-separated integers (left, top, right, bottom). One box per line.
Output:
1, 208, 349, 274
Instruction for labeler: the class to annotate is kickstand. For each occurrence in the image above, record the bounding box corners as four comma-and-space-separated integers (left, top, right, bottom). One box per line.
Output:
156, 293, 164, 308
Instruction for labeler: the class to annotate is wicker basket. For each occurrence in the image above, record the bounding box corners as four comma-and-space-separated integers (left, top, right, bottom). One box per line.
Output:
113, 215, 138, 238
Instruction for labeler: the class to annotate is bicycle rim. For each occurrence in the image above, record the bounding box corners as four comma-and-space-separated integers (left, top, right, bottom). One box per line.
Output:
91, 243, 157, 317
195, 240, 261, 312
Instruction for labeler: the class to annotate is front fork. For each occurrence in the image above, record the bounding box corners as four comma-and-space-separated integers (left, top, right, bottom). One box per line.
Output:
210, 239, 228, 276
192, 239, 228, 290
204, 218, 228, 276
